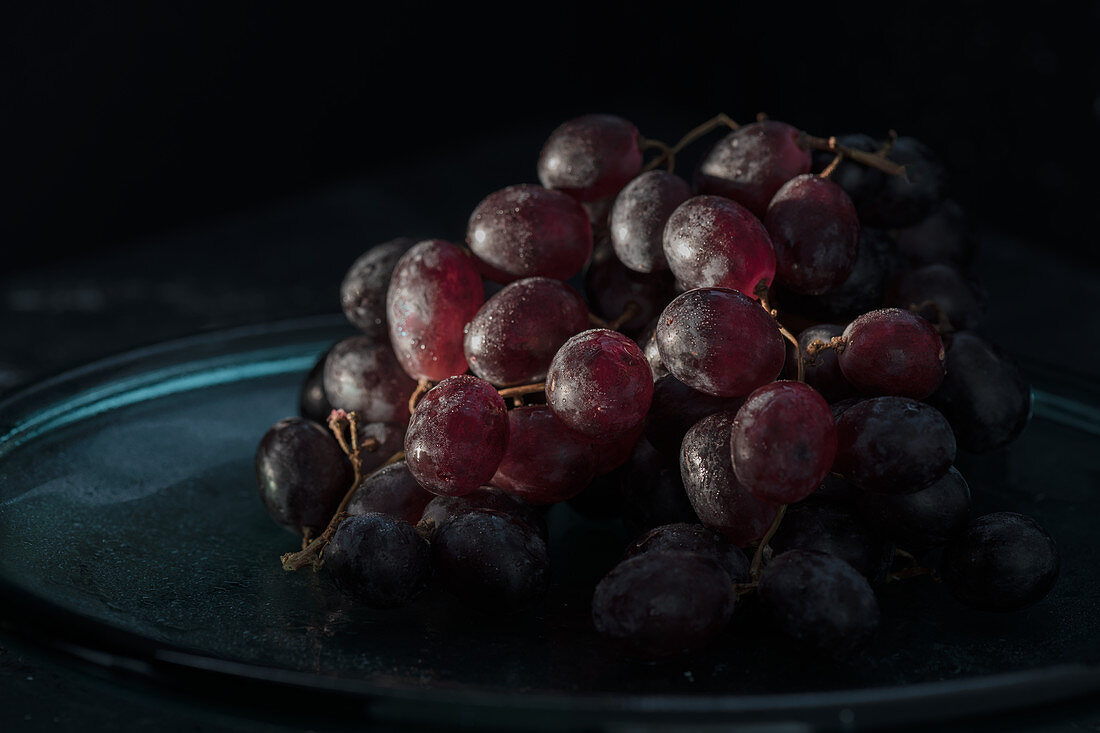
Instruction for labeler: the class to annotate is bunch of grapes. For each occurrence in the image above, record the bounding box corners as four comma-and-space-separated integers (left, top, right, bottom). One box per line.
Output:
255, 113, 1058, 661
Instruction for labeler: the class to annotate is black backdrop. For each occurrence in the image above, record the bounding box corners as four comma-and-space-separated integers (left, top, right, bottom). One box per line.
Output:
4, 4, 1098, 270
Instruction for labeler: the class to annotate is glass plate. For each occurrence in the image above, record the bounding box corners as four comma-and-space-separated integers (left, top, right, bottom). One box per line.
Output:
1, 316, 1098, 732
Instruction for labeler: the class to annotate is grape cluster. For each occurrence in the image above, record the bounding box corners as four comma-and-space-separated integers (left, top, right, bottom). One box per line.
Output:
256, 112, 1058, 662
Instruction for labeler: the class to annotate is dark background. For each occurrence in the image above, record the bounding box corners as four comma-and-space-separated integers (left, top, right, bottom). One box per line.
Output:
4, 4, 1099, 272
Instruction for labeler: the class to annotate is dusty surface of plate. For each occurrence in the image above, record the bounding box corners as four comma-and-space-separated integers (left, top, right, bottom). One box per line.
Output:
1, 317, 1098, 730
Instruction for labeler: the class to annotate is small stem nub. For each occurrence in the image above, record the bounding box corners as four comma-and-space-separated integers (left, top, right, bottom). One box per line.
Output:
818, 137, 844, 180
750, 504, 788, 580
803, 336, 847, 360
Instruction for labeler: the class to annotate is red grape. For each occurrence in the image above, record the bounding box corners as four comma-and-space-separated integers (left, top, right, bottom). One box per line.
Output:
838, 308, 946, 399
695, 120, 812, 218
404, 375, 509, 497
466, 184, 593, 283
764, 174, 860, 295
662, 195, 776, 297
463, 277, 589, 387
731, 381, 837, 504
491, 405, 598, 504
537, 114, 642, 202
386, 239, 484, 381
545, 329, 654, 440
655, 287, 784, 398
323, 336, 417, 426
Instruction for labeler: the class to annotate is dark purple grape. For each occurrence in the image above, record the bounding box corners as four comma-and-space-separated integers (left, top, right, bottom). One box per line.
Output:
834, 397, 956, 494
298, 346, 334, 425
621, 438, 700, 537
731, 381, 837, 505
896, 199, 975, 268
799, 325, 857, 403
386, 239, 485, 381
432, 509, 550, 612
491, 405, 598, 504
464, 277, 590, 387
346, 461, 435, 526
545, 329, 654, 440
325, 513, 432, 609
860, 136, 947, 228
757, 550, 880, 659
888, 264, 986, 332
656, 287, 784, 398
584, 240, 678, 337
420, 486, 547, 538
662, 195, 776, 297
770, 501, 893, 581
644, 374, 745, 461
609, 170, 692, 273
537, 114, 643, 202
592, 550, 735, 660
323, 336, 417, 426
838, 308, 945, 399
404, 376, 509, 497
625, 523, 751, 583
680, 411, 780, 547
811, 133, 885, 209
943, 512, 1059, 612
340, 237, 416, 339
255, 418, 351, 535
927, 333, 1032, 453
467, 184, 593, 283
764, 174, 860, 295
695, 120, 812, 218
857, 466, 971, 553
777, 227, 895, 322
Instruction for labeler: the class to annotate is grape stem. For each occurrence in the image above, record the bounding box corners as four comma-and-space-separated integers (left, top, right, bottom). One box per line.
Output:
817, 137, 844, 180
496, 382, 546, 399
408, 378, 433, 415
638, 137, 675, 172
750, 504, 788, 580
799, 132, 906, 177
640, 113, 906, 178
755, 282, 804, 382
280, 410, 405, 572
641, 113, 740, 173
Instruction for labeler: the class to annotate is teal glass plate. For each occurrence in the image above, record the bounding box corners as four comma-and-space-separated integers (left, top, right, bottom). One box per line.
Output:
1, 316, 1098, 731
